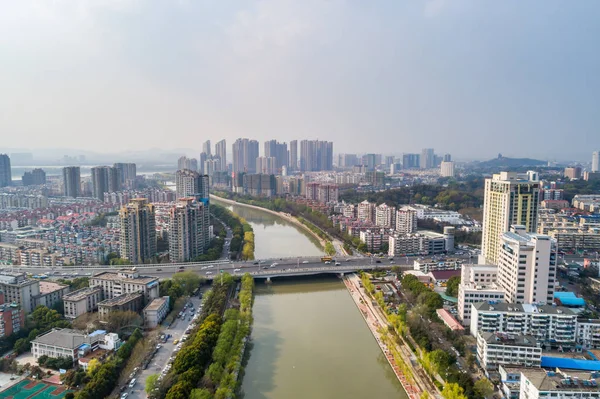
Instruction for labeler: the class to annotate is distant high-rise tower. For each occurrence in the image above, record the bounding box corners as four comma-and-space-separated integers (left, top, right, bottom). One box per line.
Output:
215, 139, 227, 172
119, 198, 156, 264
289, 140, 298, 171
0, 154, 11, 187
177, 156, 198, 171
22, 168, 46, 186
481, 171, 540, 264
62, 167, 81, 198
169, 198, 207, 262
113, 163, 137, 189
199, 152, 208, 174
175, 169, 209, 200
264, 140, 288, 172
91, 166, 120, 200
202, 140, 212, 157
232, 138, 259, 174
299, 140, 333, 172
440, 161, 455, 177
443, 154, 452, 162
402, 154, 420, 169
420, 148, 435, 169
593, 151, 599, 172
256, 157, 277, 175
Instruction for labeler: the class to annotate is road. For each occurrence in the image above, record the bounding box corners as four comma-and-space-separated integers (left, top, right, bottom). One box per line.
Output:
127, 295, 203, 399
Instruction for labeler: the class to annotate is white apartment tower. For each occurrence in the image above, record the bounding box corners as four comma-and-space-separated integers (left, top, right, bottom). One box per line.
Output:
169, 198, 206, 262
593, 151, 599, 173
119, 198, 157, 264
440, 161, 455, 178
497, 225, 557, 304
481, 171, 540, 264
396, 207, 418, 234
357, 201, 375, 223
375, 204, 396, 228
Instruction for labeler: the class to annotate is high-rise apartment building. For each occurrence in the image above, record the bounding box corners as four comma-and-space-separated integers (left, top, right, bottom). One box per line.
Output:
119, 198, 156, 264
22, 168, 46, 186
357, 201, 375, 223
202, 140, 211, 157
169, 198, 207, 262
481, 171, 540, 264
497, 225, 556, 304
443, 154, 452, 162
396, 207, 418, 234
114, 163, 137, 189
62, 167, 81, 198
420, 148, 435, 169
593, 151, 599, 172
91, 166, 120, 200
362, 154, 377, 171
264, 140, 288, 171
402, 154, 420, 169
375, 204, 396, 229
0, 154, 11, 187
198, 152, 208, 174
256, 157, 277, 175
440, 161, 455, 177
232, 138, 259, 174
299, 140, 333, 172
175, 169, 209, 200
215, 139, 227, 172
177, 156, 198, 172
204, 159, 220, 177
563, 167, 582, 180
289, 140, 298, 171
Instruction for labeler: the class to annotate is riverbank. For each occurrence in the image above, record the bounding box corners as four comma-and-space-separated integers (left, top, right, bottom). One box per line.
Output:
211, 195, 328, 253
343, 274, 440, 399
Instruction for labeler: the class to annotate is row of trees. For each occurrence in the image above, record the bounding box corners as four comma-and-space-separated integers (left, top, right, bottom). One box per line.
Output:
37, 355, 74, 371
211, 204, 255, 260
13, 306, 71, 354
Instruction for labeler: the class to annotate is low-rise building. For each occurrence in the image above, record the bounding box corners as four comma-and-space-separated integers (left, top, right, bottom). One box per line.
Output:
359, 229, 391, 252
388, 231, 446, 257
520, 369, 600, 399
458, 282, 505, 326
63, 286, 103, 319
32, 328, 120, 362
143, 296, 170, 328
0, 291, 24, 339
477, 331, 541, 376
414, 258, 463, 273
0, 272, 40, 313
33, 281, 70, 309
91, 269, 159, 303
98, 292, 144, 321
436, 309, 464, 332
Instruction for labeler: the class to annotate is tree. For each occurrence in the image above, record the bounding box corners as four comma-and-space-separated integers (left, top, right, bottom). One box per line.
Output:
106, 311, 143, 333
474, 377, 494, 399
87, 359, 100, 375
445, 276, 461, 297
65, 393, 75, 399
442, 383, 468, 399
324, 242, 336, 256
145, 374, 159, 394
190, 388, 213, 399
172, 271, 202, 296
14, 338, 30, 354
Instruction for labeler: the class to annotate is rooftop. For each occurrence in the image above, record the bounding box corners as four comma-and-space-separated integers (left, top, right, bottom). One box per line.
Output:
523, 369, 600, 391
473, 302, 577, 316
92, 270, 158, 285
98, 292, 143, 307
143, 296, 169, 312
32, 328, 95, 349
63, 286, 102, 302
38, 281, 69, 295
480, 331, 538, 347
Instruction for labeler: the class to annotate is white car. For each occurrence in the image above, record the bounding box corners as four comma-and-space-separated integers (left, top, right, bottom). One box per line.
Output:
302, 260, 309, 264
201, 266, 207, 270
206, 271, 213, 275
271, 262, 278, 267
207, 265, 214, 268
234, 268, 241, 272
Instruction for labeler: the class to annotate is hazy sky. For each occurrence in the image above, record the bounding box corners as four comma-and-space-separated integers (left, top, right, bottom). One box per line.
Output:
1, 1, 599, 160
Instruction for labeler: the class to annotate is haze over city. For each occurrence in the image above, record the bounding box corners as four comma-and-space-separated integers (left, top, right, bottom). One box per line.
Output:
1, 1, 599, 160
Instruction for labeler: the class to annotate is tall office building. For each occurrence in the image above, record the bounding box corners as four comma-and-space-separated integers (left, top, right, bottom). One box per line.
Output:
22, 169, 46, 186
497, 225, 556, 304
202, 140, 211, 157
175, 169, 209, 199
177, 156, 198, 171
299, 140, 333, 172
402, 154, 420, 169
420, 148, 435, 169
62, 167, 81, 198
440, 161, 455, 177
289, 140, 298, 171
593, 151, 599, 173
0, 154, 11, 187
119, 198, 156, 264
215, 139, 227, 172
481, 171, 540, 265
264, 140, 288, 171
113, 163, 137, 189
169, 198, 207, 262
91, 166, 120, 200
232, 138, 259, 174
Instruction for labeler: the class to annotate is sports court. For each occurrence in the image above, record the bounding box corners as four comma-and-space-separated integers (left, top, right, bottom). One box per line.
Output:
0, 379, 72, 399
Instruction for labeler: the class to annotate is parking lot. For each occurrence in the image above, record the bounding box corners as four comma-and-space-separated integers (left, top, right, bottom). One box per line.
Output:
126, 295, 203, 399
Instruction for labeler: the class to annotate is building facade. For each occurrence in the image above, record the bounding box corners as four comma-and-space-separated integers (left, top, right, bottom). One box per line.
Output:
63, 287, 103, 319
91, 269, 159, 303
169, 198, 207, 262
396, 207, 418, 234
62, 166, 81, 198
0, 273, 40, 314
143, 296, 170, 328
232, 138, 259, 174
0, 154, 10, 187
477, 331, 541, 375
119, 199, 157, 264
440, 161, 455, 177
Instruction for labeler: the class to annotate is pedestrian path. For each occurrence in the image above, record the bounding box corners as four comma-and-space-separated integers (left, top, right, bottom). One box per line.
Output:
343, 275, 424, 399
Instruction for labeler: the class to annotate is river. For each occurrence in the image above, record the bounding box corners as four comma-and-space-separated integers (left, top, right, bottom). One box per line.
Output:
211, 198, 408, 398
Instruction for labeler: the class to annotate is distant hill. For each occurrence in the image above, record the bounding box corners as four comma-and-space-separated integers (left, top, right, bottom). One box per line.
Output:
476, 156, 547, 168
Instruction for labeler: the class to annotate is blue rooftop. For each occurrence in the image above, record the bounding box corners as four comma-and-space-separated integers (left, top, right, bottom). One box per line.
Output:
541, 356, 600, 371
89, 330, 106, 337
554, 292, 586, 307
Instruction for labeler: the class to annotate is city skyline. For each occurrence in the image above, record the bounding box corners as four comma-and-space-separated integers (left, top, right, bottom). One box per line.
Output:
1, 2, 599, 160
